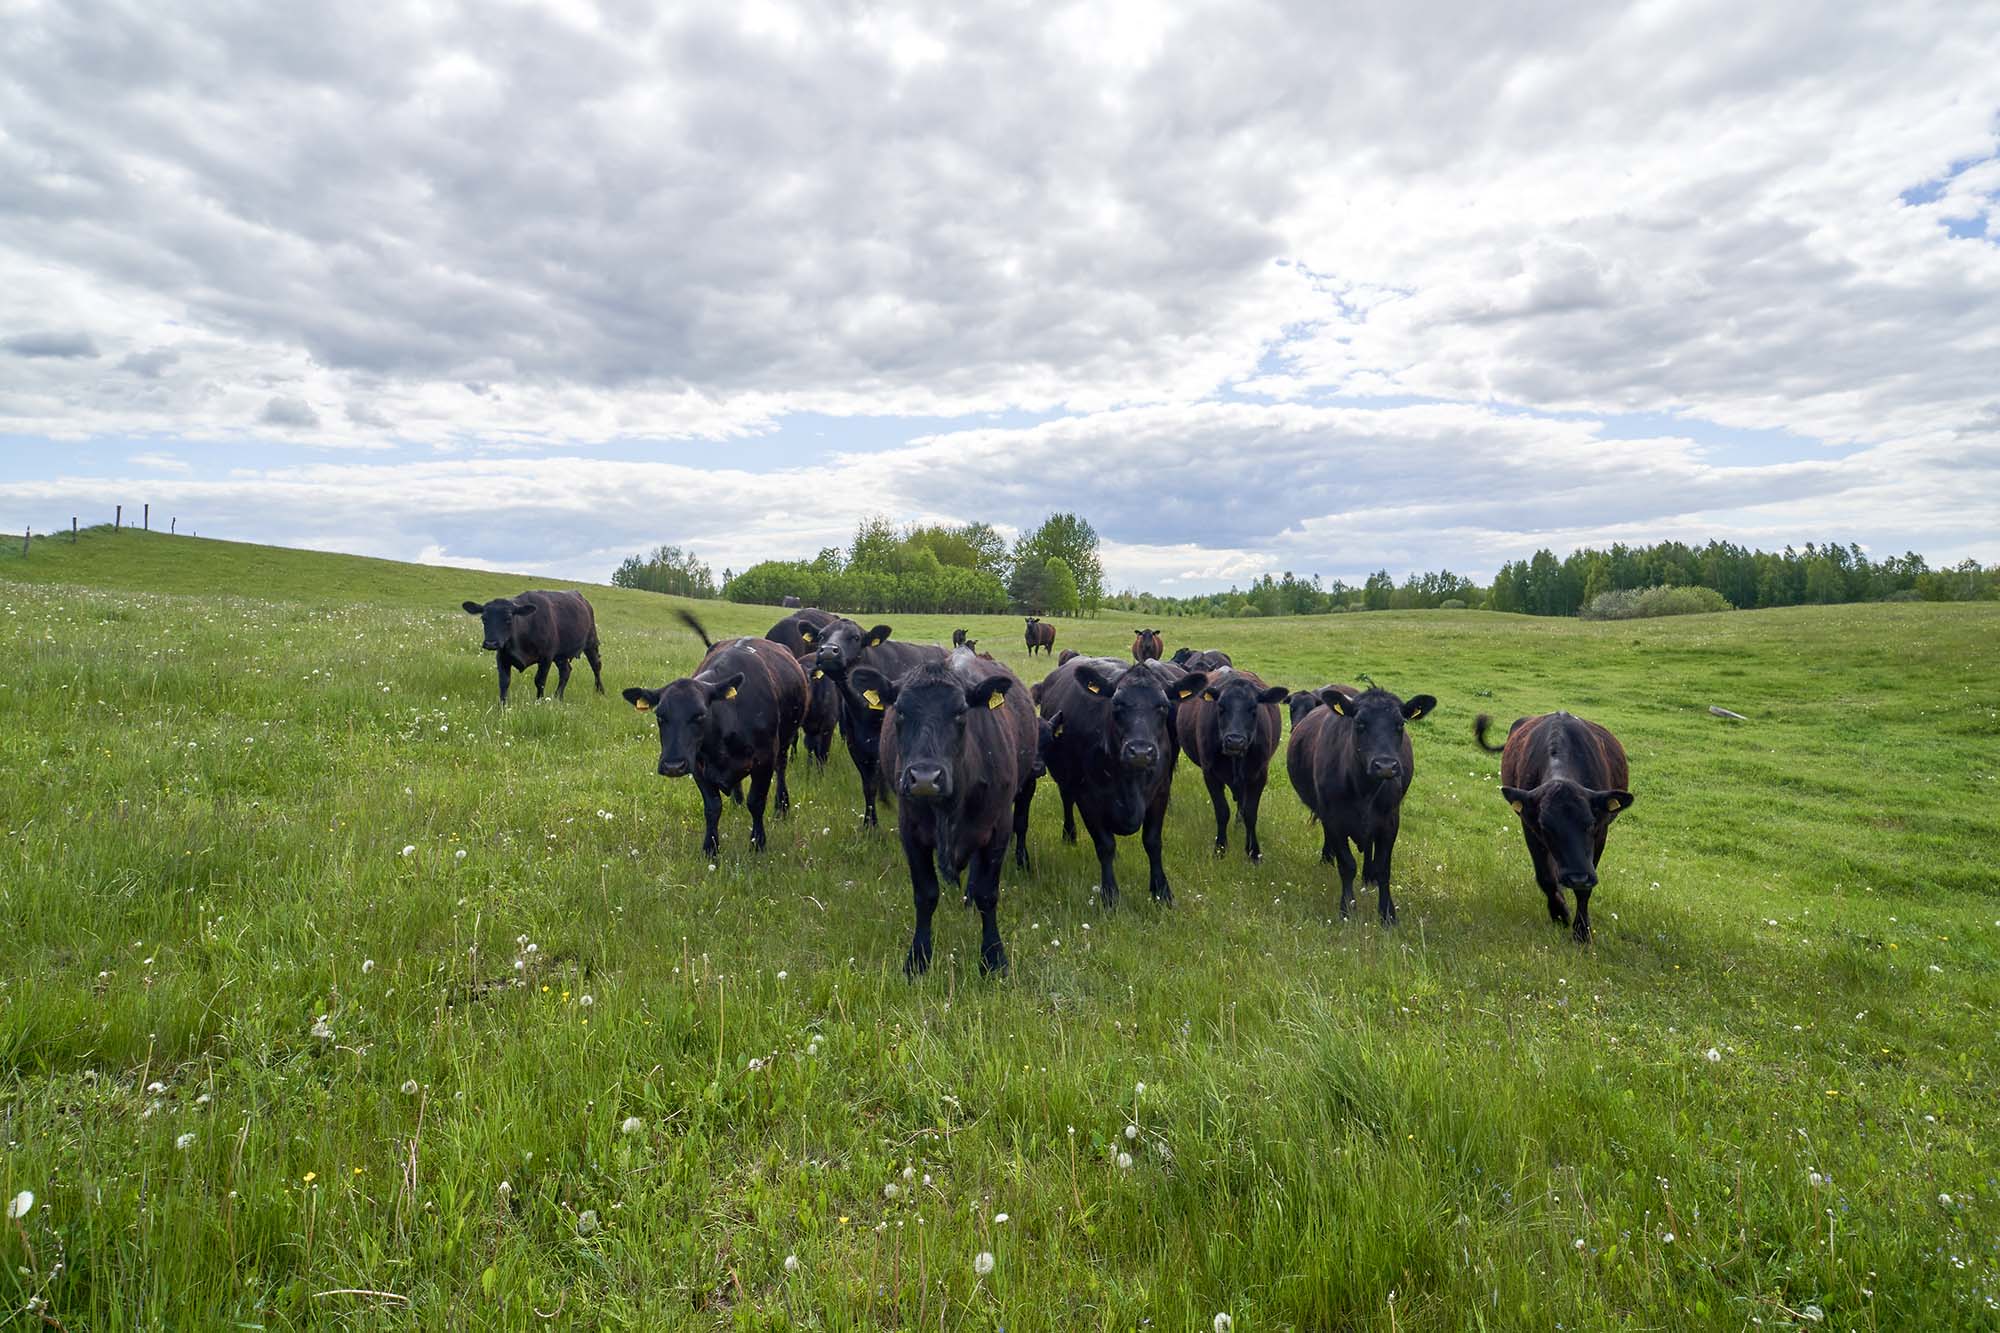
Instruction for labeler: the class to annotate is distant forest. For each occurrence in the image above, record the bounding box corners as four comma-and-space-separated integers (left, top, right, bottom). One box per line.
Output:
612, 528, 1998, 618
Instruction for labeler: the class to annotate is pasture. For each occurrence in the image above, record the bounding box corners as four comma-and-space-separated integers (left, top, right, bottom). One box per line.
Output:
2, 529, 1995, 1330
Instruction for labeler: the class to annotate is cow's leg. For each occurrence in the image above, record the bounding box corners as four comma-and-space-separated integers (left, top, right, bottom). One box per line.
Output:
1371, 822, 1399, 925
554, 656, 572, 699
1061, 790, 1078, 844
1332, 834, 1359, 918
1081, 806, 1120, 908
1012, 778, 1036, 871
773, 724, 794, 816
496, 655, 511, 703
1571, 884, 1593, 945
746, 766, 772, 851
969, 838, 1009, 975
902, 830, 942, 977
532, 659, 552, 698
859, 758, 879, 827
585, 638, 605, 694
1203, 769, 1230, 856
1142, 799, 1173, 904
695, 777, 724, 856
1526, 825, 1567, 927
1241, 773, 1266, 863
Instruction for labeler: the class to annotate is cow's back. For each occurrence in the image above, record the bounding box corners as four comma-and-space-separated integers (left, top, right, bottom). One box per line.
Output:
515, 590, 594, 658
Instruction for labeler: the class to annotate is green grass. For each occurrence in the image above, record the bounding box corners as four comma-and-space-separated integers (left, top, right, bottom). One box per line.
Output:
2, 528, 1996, 1330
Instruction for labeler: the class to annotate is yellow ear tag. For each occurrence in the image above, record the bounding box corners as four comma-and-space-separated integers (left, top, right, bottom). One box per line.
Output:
1053, 723, 1065, 737
723, 685, 738, 700
1177, 688, 1193, 699
1607, 798, 1622, 812
812, 668, 824, 680
1331, 701, 1346, 715
863, 689, 884, 711
987, 692, 1005, 710
868, 635, 885, 647
1509, 800, 1525, 813
634, 699, 651, 712
1408, 706, 1426, 719
1085, 682, 1101, 694
801, 630, 815, 643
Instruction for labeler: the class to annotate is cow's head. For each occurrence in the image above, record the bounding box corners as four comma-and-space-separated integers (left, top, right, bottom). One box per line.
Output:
808, 619, 888, 675
1285, 690, 1324, 726
1319, 685, 1436, 783
1200, 674, 1289, 756
1169, 647, 1194, 665
1033, 710, 1063, 779
1501, 781, 1633, 890
622, 674, 745, 778
851, 662, 1012, 803
463, 597, 535, 653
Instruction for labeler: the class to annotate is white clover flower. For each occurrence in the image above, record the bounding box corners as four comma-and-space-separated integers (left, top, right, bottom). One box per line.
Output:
1214, 1316, 1233, 1333
1125, 1124, 1139, 1141
1116, 1152, 1133, 1170
578, 994, 594, 1008
994, 1212, 1009, 1224
1939, 1192, 1953, 1207
776, 970, 788, 981
402, 1079, 420, 1095
1134, 1082, 1145, 1095
454, 849, 466, 860
362, 959, 375, 974
576, 1209, 599, 1235
7, 1191, 32, 1219
621, 1116, 644, 1136
1574, 1237, 1586, 1250
176, 1132, 197, 1150
784, 1254, 800, 1273
1704, 1048, 1721, 1063
400, 845, 416, 857
310, 1015, 335, 1040
747, 1058, 765, 1072
1809, 1171, 1825, 1188
1661, 1231, 1675, 1244
902, 1166, 916, 1181
973, 1251, 995, 1276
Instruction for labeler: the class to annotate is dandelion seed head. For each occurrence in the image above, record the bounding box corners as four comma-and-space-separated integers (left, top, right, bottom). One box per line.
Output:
994, 1212, 1009, 1224
176, 1132, 196, 1150
401, 1079, 420, 1096
1704, 1047, 1721, 1063
1116, 1152, 1133, 1170
884, 1182, 901, 1199
621, 1116, 644, 1136
1125, 1124, 1139, 1141
784, 1254, 800, 1273
1214, 1316, 1233, 1333
1662, 1231, 1675, 1243
973, 1251, 995, 1275
400, 845, 416, 857
577, 1209, 599, 1235
362, 959, 375, 974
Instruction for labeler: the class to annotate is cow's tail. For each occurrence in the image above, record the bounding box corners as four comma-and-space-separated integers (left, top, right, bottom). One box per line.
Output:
674, 609, 715, 651
1473, 714, 1507, 753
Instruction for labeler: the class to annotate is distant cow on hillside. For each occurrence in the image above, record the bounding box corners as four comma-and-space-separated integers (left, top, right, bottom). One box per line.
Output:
622, 612, 806, 854
951, 627, 969, 647
1024, 616, 1056, 656
1131, 628, 1164, 662
461, 590, 603, 704
781, 595, 802, 608
1287, 684, 1437, 923
1476, 712, 1634, 943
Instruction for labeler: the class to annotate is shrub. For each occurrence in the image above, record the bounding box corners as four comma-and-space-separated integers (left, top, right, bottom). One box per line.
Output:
1580, 585, 1734, 621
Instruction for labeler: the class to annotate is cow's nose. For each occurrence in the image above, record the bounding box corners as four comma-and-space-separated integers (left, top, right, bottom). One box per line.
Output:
1221, 733, 1249, 754
1122, 742, 1157, 769
483, 641, 501, 651
659, 759, 690, 778
1561, 871, 1598, 890
1368, 758, 1402, 780
904, 764, 946, 796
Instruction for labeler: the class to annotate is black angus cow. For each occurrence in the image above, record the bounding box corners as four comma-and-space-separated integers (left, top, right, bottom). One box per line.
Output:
1287, 684, 1437, 922
1285, 690, 1325, 726
852, 650, 1039, 976
765, 607, 841, 659
795, 649, 840, 765
1037, 656, 1206, 907
1476, 712, 1634, 943
810, 619, 947, 826
1131, 628, 1164, 662
781, 595, 803, 608
951, 627, 969, 647
622, 612, 807, 854
462, 590, 603, 703
1177, 667, 1289, 861
1171, 647, 1234, 672
1024, 617, 1057, 656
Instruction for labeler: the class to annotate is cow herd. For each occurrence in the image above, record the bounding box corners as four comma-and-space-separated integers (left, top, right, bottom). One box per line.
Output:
467, 593, 1637, 975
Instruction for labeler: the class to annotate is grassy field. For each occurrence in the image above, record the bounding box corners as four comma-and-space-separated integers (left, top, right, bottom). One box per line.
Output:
2, 528, 1996, 1330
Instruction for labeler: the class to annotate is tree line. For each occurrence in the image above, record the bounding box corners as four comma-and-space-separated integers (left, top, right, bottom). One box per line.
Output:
611, 527, 1997, 617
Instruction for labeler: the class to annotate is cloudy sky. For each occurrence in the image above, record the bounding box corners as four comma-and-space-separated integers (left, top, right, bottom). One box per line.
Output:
3, 0, 1996, 591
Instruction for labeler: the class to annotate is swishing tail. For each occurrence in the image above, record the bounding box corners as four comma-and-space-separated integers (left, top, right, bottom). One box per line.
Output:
1473, 714, 1508, 753
674, 609, 715, 651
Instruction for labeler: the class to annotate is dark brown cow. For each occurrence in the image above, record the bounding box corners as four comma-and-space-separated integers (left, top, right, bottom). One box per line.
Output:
1284, 690, 1325, 726
853, 650, 1039, 976
1037, 656, 1206, 906
1131, 628, 1164, 662
461, 590, 603, 703
766, 608, 840, 659
795, 649, 840, 765
622, 612, 806, 854
1171, 647, 1233, 671
1177, 667, 1289, 861
1024, 616, 1056, 656
1287, 684, 1437, 923
1475, 712, 1634, 943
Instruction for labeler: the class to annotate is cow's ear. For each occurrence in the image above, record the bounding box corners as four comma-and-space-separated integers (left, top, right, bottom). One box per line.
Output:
622, 686, 657, 713
866, 624, 893, 648
1200, 686, 1220, 702
1319, 687, 1356, 716
1501, 785, 1535, 815
1075, 664, 1115, 696
849, 666, 894, 710
463, 601, 485, 615
1257, 685, 1290, 705
1402, 694, 1437, 721
966, 676, 1012, 711
711, 672, 745, 702
1592, 789, 1634, 817
1170, 671, 1207, 701
800, 627, 816, 643
509, 601, 535, 615
1047, 709, 1064, 738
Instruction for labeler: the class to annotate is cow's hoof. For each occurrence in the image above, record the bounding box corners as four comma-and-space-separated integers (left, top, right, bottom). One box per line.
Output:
1212, 842, 1227, 858
903, 948, 932, 978
980, 945, 1009, 976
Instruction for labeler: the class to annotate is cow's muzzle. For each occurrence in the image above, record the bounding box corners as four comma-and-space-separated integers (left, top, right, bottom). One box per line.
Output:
1560, 870, 1598, 890
1367, 758, 1403, 781
1221, 733, 1250, 756
658, 759, 692, 779
1120, 742, 1158, 771
901, 764, 948, 799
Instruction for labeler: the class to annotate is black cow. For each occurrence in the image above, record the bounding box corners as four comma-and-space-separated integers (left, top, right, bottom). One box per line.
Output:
1171, 647, 1234, 671
1131, 628, 1164, 662
951, 627, 969, 647
461, 591, 603, 704
810, 619, 946, 826
766, 608, 841, 659
622, 612, 806, 854
795, 649, 840, 765
1287, 685, 1437, 922
852, 652, 1039, 976
781, 595, 803, 608
1476, 712, 1634, 943
1057, 648, 1080, 665
1177, 667, 1289, 861
1285, 690, 1325, 726
1024, 617, 1056, 656
1037, 657, 1206, 907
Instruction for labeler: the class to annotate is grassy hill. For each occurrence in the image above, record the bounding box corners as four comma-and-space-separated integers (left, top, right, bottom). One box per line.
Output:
2, 530, 1995, 1329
